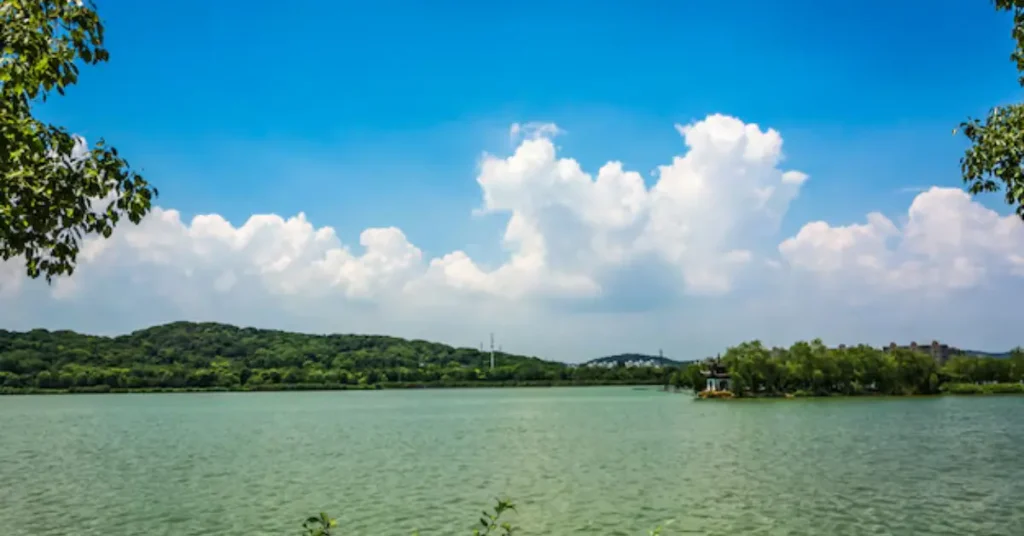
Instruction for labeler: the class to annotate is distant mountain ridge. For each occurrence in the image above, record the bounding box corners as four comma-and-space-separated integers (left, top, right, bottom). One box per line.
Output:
582, 347, 1020, 367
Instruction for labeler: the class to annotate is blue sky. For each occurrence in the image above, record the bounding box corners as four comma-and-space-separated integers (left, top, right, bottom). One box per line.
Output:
38, 0, 1018, 261
8, 0, 1024, 359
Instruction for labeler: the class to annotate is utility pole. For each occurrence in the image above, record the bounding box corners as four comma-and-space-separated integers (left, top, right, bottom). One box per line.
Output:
490, 333, 495, 370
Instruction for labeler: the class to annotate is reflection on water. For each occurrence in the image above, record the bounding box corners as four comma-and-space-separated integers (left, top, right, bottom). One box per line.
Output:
1, 388, 1022, 535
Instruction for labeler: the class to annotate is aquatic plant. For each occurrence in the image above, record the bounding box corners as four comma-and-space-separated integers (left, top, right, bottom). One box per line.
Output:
302, 498, 673, 535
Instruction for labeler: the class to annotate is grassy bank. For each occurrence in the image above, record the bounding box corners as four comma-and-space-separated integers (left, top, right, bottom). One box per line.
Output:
939, 382, 1024, 395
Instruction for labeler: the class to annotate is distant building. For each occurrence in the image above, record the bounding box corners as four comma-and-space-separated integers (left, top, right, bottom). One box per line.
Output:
885, 340, 963, 365
586, 360, 656, 369
584, 355, 676, 368
701, 359, 731, 392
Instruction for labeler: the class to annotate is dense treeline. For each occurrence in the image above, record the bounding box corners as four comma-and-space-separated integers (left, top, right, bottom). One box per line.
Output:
670, 339, 1024, 397
5, 324, 1020, 397
0, 322, 673, 393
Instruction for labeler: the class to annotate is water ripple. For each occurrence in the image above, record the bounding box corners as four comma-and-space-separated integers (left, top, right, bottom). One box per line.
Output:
0, 390, 1022, 535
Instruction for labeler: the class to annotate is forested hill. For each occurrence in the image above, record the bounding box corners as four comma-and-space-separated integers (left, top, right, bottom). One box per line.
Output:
0, 322, 672, 392
2, 321, 555, 369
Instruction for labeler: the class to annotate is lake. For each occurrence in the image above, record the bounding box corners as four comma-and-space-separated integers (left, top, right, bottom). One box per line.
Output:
0, 387, 1022, 535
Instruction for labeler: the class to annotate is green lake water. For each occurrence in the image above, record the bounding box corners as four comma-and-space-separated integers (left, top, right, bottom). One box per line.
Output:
0, 387, 1022, 535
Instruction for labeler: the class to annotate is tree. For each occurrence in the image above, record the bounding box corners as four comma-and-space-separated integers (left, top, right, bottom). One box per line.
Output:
957, 1, 1024, 218
679, 363, 705, 391
1, 0, 156, 282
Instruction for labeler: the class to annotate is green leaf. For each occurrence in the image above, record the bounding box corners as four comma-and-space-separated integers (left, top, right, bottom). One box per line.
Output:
956, 2, 1024, 220
1, 0, 158, 283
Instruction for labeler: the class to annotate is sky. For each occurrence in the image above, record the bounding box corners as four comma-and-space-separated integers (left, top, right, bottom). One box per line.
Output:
2, 0, 1024, 362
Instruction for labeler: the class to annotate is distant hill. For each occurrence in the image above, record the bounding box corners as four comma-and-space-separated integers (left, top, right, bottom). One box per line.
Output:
582, 353, 690, 368
0, 321, 560, 372
0, 322, 671, 391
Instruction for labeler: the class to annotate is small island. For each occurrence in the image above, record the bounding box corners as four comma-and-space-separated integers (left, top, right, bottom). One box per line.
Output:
674, 340, 1024, 398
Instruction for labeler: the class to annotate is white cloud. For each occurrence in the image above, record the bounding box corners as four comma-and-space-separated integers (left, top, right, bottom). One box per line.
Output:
54, 209, 424, 302
780, 187, 1024, 295
508, 122, 563, 142
442, 113, 806, 301
2, 114, 1022, 360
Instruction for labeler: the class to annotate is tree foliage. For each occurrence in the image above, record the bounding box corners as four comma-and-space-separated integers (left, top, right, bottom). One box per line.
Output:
958, 0, 1024, 218
1, 0, 156, 281
2, 322, 1019, 396
668, 363, 706, 391
0, 321, 674, 392
689, 339, 1024, 397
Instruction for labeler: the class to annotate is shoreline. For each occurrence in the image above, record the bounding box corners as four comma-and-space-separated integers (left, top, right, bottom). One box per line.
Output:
0, 380, 669, 396
695, 382, 1024, 400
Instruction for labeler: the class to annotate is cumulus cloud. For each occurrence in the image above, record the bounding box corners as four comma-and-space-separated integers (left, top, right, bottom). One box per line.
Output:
1, 114, 1022, 359
780, 187, 1024, 295
433, 114, 807, 301
44, 209, 425, 305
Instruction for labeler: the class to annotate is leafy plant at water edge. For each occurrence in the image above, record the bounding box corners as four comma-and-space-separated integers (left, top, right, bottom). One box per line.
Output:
303, 499, 676, 535
472, 497, 517, 536
302, 512, 337, 536
648, 520, 675, 536
305, 498, 519, 535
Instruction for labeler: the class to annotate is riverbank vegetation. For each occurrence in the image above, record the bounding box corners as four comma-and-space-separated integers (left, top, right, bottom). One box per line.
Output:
940, 382, 1024, 395
0, 322, 673, 394
671, 339, 1024, 398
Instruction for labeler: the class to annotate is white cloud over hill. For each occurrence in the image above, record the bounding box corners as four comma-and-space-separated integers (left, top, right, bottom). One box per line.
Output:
2, 114, 1021, 361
